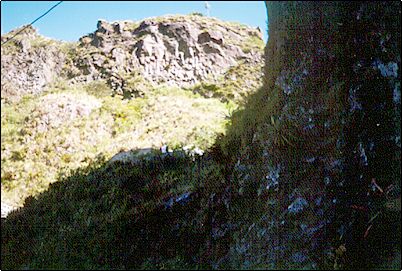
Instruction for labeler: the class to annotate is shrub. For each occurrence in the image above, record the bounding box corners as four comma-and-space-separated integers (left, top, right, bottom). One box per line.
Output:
189, 12, 204, 17
83, 80, 113, 98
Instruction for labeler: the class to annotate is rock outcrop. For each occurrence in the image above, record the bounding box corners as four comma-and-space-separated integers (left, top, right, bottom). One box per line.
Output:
1, 26, 66, 102
75, 15, 263, 87
1, 15, 264, 102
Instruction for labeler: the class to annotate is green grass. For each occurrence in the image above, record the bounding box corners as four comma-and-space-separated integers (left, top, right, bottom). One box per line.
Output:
187, 59, 264, 104
241, 35, 265, 54
1, 80, 233, 208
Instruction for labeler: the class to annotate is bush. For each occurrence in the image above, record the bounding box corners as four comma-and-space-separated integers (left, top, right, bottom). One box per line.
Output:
189, 12, 204, 17
84, 80, 113, 98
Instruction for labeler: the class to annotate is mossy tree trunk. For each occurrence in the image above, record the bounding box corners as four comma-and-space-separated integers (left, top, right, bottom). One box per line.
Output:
225, 1, 400, 269
260, 1, 401, 269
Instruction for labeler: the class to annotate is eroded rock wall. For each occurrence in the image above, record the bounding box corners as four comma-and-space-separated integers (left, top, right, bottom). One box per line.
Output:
1, 26, 66, 102
1, 15, 264, 102
71, 15, 263, 88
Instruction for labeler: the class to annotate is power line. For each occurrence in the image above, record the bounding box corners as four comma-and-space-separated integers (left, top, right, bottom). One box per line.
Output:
1, 1, 63, 46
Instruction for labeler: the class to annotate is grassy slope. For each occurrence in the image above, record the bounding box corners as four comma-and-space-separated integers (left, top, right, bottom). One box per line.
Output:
0, 13, 268, 270
1, 80, 232, 208
1, 79, 238, 269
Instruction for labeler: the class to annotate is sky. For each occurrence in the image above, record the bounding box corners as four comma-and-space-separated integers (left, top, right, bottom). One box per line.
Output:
1, 1, 268, 42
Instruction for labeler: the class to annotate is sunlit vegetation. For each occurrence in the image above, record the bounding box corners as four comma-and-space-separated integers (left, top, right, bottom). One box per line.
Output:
1, 79, 232, 208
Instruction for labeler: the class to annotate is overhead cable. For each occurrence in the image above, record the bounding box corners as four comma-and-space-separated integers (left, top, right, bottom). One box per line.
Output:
2, 1, 63, 45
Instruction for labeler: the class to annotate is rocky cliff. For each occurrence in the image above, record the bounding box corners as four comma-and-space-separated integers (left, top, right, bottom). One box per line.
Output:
75, 15, 263, 86
1, 14, 264, 102
1, 26, 66, 102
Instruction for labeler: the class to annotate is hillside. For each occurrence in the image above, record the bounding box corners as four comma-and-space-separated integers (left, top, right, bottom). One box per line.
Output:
1, 14, 263, 212
1, 3, 401, 270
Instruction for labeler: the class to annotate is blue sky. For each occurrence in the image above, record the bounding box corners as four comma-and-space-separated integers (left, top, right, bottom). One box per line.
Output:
1, 1, 268, 42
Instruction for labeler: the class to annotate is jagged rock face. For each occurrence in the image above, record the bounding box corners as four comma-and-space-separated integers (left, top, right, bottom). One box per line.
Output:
224, 1, 400, 269
1, 15, 263, 101
1, 26, 66, 102
75, 15, 263, 87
